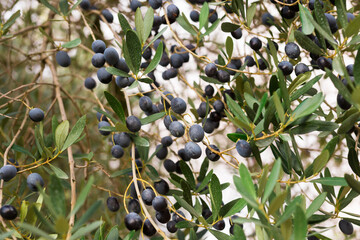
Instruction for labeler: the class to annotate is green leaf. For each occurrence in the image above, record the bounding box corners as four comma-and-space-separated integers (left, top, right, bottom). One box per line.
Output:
138, 78, 153, 84
173, 195, 208, 226
348, 147, 360, 177
227, 133, 247, 142
198, 156, 209, 182
294, 31, 323, 56
345, 174, 360, 194
69, 0, 83, 13
135, 8, 144, 44
40, 0, 60, 15
262, 158, 281, 203
39, 27, 55, 44
19, 200, 28, 223
314, 0, 332, 39
18, 222, 55, 239
93, 108, 117, 123
290, 93, 324, 122
2, 10, 20, 34
221, 22, 240, 32
118, 13, 132, 33
59, 0, 69, 16
275, 196, 303, 226
62, 115, 86, 151
219, 198, 247, 218
290, 74, 322, 101
144, 41, 163, 75
177, 13, 198, 36
55, 120, 69, 151
338, 111, 360, 134
293, 206, 307, 240
239, 164, 257, 200
345, 14, 360, 37
176, 221, 198, 229
312, 152, 329, 175
110, 168, 132, 177
52, 115, 59, 141
304, 7, 336, 45
335, 0, 348, 29
131, 135, 149, 147
277, 71, 290, 110
106, 66, 131, 77
202, 19, 220, 36
140, 112, 165, 125
124, 30, 142, 74
209, 174, 222, 220
62, 38, 81, 49
123, 231, 135, 240
273, 92, 285, 123
333, 54, 347, 76
49, 164, 69, 179
288, 71, 312, 94
354, 47, 360, 86
70, 221, 103, 240
310, 177, 348, 186
0, 231, 15, 239
143, 8, 154, 43
72, 200, 102, 232
267, 38, 279, 66
105, 226, 119, 240
179, 161, 196, 189
49, 175, 66, 216
146, 27, 167, 50
199, 2, 209, 30
312, 136, 339, 174
226, 94, 250, 125
325, 68, 353, 104
200, 75, 224, 85
99, 126, 116, 132
225, 36, 233, 60
298, 4, 314, 35
146, 164, 159, 180
104, 91, 126, 123
181, 180, 192, 205
232, 224, 246, 240
8, 144, 36, 159
255, 135, 275, 148
196, 169, 213, 193
268, 190, 287, 216
290, 120, 338, 134
246, 3, 257, 27
209, 229, 231, 240
70, 176, 94, 217
305, 192, 327, 219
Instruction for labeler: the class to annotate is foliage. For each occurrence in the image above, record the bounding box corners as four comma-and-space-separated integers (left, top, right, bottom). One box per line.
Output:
0, 0, 360, 239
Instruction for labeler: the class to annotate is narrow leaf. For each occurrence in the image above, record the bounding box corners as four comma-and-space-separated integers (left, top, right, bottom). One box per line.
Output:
62, 115, 86, 151
55, 120, 69, 151
310, 177, 348, 186
199, 2, 209, 30
104, 91, 126, 123
143, 8, 154, 43
118, 13, 132, 33
144, 41, 163, 75
305, 192, 327, 219
70, 176, 94, 217
209, 174, 222, 219
299, 4, 314, 35
293, 206, 307, 240
262, 158, 281, 203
